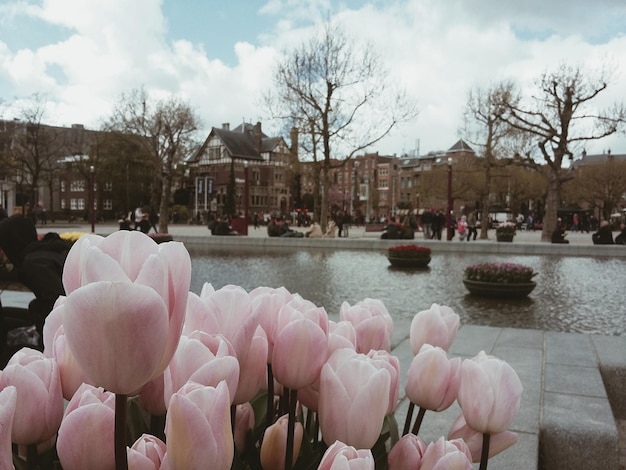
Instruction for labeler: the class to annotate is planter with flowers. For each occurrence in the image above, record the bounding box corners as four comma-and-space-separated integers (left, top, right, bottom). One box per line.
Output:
463, 262, 537, 297
387, 244, 431, 268
495, 222, 516, 242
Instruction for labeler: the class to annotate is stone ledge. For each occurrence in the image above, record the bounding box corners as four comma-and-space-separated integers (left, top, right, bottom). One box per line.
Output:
390, 326, 624, 469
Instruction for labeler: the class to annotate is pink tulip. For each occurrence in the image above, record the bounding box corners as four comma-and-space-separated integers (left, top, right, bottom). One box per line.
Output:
298, 321, 357, 412
62, 230, 191, 378
318, 348, 390, 449
405, 344, 461, 411
183, 284, 259, 368
448, 413, 519, 462
260, 413, 303, 470
410, 303, 460, 353
250, 286, 294, 362
387, 433, 427, 469
328, 320, 357, 354
163, 331, 240, 407
317, 440, 375, 469
339, 298, 393, 353
233, 325, 268, 404
56, 384, 116, 469
366, 349, 400, 415
0, 386, 17, 469
272, 298, 328, 390
165, 381, 234, 470
457, 351, 523, 434
43, 301, 93, 400
420, 437, 472, 470
127, 434, 167, 470
234, 403, 255, 453
62, 281, 171, 394
0, 348, 63, 445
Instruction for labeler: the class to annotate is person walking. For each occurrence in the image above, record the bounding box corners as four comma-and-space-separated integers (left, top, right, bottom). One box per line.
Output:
134, 204, 144, 230
148, 208, 159, 233
466, 210, 478, 241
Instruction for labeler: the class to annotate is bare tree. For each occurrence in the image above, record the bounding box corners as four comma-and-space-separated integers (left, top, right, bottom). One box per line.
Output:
106, 88, 200, 233
499, 64, 626, 241
462, 81, 531, 238
0, 94, 70, 216
266, 20, 417, 228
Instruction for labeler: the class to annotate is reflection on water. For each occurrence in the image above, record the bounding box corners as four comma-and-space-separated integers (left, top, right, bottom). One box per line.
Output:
189, 247, 626, 336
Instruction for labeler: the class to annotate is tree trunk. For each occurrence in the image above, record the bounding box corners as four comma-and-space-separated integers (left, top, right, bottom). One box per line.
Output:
320, 162, 330, 232
479, 163, 492, 240
541, 172, 561, 242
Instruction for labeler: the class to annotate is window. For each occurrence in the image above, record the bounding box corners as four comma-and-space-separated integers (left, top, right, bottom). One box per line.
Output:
61, 199, 66, 209
70, 198, 77, 210
70, 180, 85, 192
60, 181, 66, 192
78, 199, 85, 210
104, 181, 113, 191
103, 199, 113, 210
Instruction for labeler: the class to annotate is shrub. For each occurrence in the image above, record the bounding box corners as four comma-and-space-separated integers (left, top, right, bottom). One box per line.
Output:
388, 244, 431, 258
464, 262, 536, 284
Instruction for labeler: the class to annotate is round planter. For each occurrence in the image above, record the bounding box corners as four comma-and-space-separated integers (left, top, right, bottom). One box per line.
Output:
387, 256, 431, 268
463, 279, 536, 298
496, 234, 515, 242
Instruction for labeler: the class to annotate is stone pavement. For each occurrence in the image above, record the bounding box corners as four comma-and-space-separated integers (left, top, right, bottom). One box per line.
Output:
2, 221, 623, 469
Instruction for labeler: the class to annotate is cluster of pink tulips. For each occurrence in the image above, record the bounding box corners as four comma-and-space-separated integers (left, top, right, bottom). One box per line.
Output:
0, 231, 523, 469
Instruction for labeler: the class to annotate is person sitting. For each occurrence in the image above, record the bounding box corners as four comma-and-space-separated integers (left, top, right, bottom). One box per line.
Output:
323, 220, 337, 238
212, 217, 237, 236
305, 221, 323, 238
267, 218, 281, 237
381, 217, 400, 239
0, 215, 68, 343
614, 223, 626, 245
551, 219, 569, 244
118, 213, 132, 230
592, 220, 614, 245
279, 220, 297, 237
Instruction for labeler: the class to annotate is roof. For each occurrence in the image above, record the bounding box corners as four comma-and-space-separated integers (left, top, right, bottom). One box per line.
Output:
572, 151, 626, 168
191, 122, 287, 163
447, 139, 475, 153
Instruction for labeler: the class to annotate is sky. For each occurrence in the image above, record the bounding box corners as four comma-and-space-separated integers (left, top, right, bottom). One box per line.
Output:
0, 0, 625, 158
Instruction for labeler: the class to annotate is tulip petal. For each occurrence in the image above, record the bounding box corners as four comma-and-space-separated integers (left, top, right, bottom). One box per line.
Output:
63, 281, 169, 394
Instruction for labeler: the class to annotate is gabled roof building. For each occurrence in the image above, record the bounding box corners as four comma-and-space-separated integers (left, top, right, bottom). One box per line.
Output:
188, 122, 297, 219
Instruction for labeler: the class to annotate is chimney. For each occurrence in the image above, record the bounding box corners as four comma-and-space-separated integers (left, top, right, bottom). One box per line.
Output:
254, 121, 262, 152
222, 123, 230, 131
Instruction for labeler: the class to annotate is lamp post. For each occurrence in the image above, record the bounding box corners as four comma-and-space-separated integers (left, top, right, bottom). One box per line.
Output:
90, 166, 95, 233
447, 157, 452, 241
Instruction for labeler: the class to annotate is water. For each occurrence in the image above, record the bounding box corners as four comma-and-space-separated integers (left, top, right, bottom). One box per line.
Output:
189, 247, 626, 337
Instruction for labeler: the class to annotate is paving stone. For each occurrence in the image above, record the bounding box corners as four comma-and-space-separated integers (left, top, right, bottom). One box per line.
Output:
545, 331, 596, 367
544, 363, 608, 398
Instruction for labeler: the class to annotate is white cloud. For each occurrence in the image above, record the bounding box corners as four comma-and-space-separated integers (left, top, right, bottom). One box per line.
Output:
0, 0, 624, 157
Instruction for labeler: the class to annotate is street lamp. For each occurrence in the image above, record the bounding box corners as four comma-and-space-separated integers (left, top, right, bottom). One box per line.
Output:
447, 157, 452, 241
90, 166, 95, 233
243, 161, 249, 235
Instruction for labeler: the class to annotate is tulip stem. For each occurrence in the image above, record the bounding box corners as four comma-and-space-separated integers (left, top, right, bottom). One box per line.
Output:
284, 388, 297, 470
26, 444, 37, 470
115, 393, 128, 470
479, 432, 491, 470
410, 406, 427, 436
266, 363, 274, 433
403, 402, 415, 435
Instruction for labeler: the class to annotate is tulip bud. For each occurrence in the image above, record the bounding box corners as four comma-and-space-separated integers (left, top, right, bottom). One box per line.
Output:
57, 384, 116, 469
0, 348, 63, 445
405, 344, 461, 411
260, 414, 303, 470
457, 351, 523, 434
388, 433, 427, 469
165, 381, 233, 470
0, 386, 17, 469
317, 440, 375, 469
339, 298, 393, 353
410, 303, 459, 353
